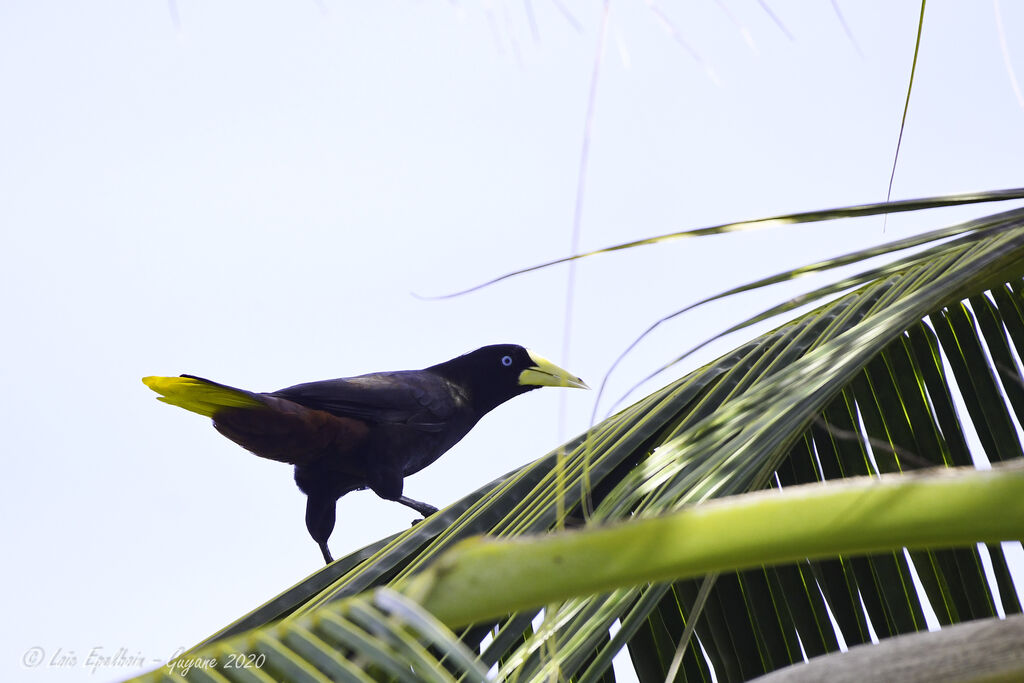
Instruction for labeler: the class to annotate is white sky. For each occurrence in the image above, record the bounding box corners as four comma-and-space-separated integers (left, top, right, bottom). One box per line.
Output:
2, 2, 1023, 681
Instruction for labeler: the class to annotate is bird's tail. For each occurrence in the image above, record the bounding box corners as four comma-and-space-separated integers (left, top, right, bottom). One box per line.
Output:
141, 375, 264, 418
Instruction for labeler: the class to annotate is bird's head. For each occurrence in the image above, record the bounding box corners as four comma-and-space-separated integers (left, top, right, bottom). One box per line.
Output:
431, 344, 588, 415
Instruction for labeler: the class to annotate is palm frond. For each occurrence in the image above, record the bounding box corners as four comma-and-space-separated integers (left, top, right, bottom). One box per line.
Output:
135, 192, 1024, 682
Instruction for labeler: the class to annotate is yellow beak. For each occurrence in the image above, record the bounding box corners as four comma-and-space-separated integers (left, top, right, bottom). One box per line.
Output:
518, 350, 590, 389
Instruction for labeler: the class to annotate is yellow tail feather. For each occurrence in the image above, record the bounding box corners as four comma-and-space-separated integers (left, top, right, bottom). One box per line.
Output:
142, 376, 263, 418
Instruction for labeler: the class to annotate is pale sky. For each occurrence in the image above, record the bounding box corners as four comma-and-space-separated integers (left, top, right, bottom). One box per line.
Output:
3, 3, 1023, 681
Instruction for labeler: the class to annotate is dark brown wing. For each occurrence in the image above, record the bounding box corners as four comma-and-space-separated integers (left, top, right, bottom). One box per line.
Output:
269, 370, 460, 433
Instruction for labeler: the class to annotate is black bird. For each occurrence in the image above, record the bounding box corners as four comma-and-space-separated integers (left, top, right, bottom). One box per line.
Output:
143, 344, 587, 563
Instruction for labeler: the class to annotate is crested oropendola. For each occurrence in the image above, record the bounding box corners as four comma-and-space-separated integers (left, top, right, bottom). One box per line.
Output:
143, 344, 588, 564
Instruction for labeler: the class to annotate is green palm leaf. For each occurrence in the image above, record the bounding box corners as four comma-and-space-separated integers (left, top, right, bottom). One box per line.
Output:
134, 189, 1024, 682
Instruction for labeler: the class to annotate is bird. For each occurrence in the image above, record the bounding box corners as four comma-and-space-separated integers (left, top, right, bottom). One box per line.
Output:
143, 344, 588, 564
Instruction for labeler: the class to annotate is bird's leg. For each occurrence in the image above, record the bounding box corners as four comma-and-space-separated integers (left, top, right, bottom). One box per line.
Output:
365, 468, 438, 521
398, 495, 438, 518
304, 495, 337, 565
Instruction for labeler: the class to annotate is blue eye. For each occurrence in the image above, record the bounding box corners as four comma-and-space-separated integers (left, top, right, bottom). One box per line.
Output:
501, 355, 512, 367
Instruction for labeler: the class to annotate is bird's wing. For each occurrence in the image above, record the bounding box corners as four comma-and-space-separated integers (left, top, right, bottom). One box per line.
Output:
268, 370, 457, 432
